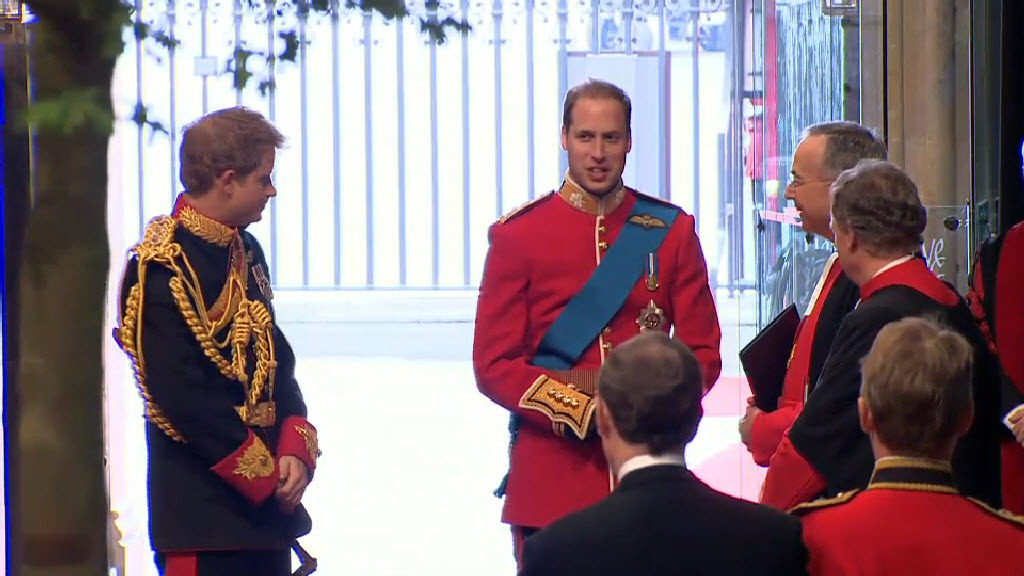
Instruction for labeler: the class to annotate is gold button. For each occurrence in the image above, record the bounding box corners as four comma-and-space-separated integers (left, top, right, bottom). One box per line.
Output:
602, 341, 612, 351
598, 241, 609, 250
598, 225, 607, 233
602, 326, 612, 335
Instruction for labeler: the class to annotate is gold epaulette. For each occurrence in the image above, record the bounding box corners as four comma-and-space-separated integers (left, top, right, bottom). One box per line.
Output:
518, 375, 596, 440
967, 497, 1024, 529
497, 193, 554, 224
787, 490, 860, 516
115, 216, 188, 443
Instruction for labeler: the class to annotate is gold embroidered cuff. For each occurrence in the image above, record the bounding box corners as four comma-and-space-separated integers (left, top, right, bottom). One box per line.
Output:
211, 431, 277, 505
518, 375, 596, 440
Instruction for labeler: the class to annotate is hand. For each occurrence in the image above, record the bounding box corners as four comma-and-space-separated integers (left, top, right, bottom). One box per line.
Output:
275, 455, 310, 514
1010, 409, 1024, 447
738, 403, 762, 445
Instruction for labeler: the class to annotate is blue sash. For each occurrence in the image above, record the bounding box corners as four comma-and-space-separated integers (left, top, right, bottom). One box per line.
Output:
531, 197, 678, 369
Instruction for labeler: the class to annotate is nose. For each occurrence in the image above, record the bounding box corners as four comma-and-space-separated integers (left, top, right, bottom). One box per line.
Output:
267, 184, 277, 198
784, 183, 795, 200
591, 139, 606, 161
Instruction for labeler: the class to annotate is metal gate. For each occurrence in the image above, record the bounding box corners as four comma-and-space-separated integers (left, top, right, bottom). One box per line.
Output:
114, 0, 740, 290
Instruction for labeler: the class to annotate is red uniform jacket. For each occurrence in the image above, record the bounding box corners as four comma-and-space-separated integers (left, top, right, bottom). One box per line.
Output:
745, 256, 859, 466
968, 221, 1024, 514
793, 457, 1024, 576
473, 180, 722, 529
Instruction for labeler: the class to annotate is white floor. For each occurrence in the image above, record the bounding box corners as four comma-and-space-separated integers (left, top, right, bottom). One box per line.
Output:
103, 289, 763, 575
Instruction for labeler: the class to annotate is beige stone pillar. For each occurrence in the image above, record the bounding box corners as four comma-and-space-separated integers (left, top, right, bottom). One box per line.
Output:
886, 0, 972, 290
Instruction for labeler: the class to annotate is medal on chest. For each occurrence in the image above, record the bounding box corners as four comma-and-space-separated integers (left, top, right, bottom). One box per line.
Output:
637, 299, 666, 332
247, 250, 275, 301
645, 252, 659, 291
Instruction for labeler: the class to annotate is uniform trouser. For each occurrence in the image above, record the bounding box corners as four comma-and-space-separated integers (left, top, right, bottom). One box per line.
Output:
156, 548, 291, 576
512, 526, 540, 571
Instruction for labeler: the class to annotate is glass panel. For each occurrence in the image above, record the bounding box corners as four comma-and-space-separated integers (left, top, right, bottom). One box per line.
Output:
923, 204, 972, 293
748, 0, 858, 327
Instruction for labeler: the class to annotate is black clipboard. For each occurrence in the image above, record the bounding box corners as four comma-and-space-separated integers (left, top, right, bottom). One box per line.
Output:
739, 304, 800, 412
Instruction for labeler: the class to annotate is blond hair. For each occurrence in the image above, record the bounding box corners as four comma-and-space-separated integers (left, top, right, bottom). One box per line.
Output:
860, 316, 973, 457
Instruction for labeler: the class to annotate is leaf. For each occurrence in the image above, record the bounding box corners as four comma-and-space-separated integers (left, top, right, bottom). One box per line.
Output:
229, 47, 257, 91
278, 30, 300, 63
21, 88, 114, 136
130, 102, 169, 142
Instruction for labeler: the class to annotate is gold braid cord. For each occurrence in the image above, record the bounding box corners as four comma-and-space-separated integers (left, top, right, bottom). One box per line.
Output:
115, 216, 279, 442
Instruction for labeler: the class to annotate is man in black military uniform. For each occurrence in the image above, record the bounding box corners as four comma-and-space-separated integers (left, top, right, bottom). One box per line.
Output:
114, 107, 319, 575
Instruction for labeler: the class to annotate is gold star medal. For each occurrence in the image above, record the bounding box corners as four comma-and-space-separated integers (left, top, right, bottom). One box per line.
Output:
636, 299, 666, 332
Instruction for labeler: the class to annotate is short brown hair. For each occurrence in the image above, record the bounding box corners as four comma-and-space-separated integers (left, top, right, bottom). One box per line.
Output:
562, 79, 632, 132
860, 316, 974, 457
597, 331, 703, 454
830, 159, 926, 256
179, 106, 285, 196
802, 121, 888, 176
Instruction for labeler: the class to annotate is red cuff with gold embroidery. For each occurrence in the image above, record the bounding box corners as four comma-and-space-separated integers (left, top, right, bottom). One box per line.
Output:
210, 430, 278, 505
279, 416, 320, 475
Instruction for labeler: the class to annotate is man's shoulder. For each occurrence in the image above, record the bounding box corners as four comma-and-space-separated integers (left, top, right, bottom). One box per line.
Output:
131, 215, 179, 253
966, 497, 1024, 532
700, 485, 804, 533
526, 495, 620, 555
851, 284, 943, 322
495, 192, 558, 226
629, 189, 687, 214
788, 489, 862, 520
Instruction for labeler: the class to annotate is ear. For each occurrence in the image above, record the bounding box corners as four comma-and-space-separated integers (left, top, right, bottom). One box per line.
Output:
596, 395, 614, 439
625, 131, 632, 154
858, 397, 874, 434
214, 169, 238, 196
561, 126, 569, 152
847, 227, 861, 254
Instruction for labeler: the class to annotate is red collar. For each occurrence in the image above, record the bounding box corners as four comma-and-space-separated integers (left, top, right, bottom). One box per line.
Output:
860, 258, 958, 307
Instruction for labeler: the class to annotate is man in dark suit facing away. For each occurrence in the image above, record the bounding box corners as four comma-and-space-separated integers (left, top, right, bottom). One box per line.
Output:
519, 331, 808, 576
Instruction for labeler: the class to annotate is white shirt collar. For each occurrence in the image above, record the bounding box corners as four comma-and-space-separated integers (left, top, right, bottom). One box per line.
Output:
871, 254, 915, 280
616, 452, 687, 481
803, 252, 839, 317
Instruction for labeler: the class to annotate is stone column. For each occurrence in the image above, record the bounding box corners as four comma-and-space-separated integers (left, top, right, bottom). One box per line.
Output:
886, 0, 972, 290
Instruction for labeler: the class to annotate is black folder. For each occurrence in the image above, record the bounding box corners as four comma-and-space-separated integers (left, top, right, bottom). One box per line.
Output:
739, 304, 800, 412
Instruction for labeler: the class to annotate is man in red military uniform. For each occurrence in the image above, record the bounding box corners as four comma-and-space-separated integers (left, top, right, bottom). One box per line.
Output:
739, 122, 882, 466
792, 316, 1024, 576
967, 219, 1024, 513
760, 160, 1002, 511
114, 107, 319, 575
472, 79, 722, 565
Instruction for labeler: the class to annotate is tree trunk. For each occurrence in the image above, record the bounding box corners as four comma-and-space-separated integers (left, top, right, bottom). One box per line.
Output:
15, 3, 121, 574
